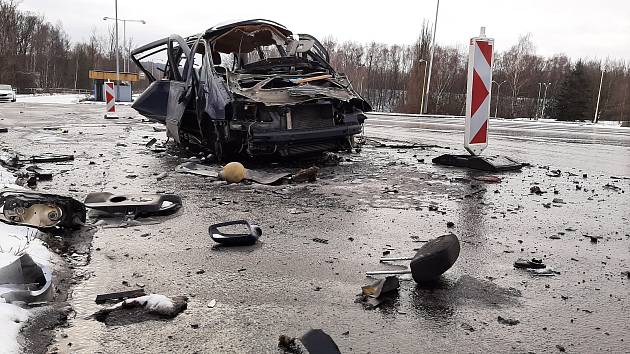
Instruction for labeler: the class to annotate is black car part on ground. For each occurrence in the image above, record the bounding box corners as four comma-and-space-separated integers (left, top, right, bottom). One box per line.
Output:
0, 190, 86, 230
209, 220, 262, 246
83, 192, 182, 218
0, 253, 53, 303
131, 19, 371, 160
367, 233, 461, 283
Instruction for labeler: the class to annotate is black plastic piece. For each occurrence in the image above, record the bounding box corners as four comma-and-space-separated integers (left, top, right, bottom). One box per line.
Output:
95, 289, 146, 304
433, 154, 524, 172
410, 233, 461, 283
209, 220, 262, 246
300, 329, 341, 354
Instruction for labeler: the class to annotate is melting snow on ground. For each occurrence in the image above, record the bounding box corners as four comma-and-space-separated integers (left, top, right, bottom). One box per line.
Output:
0, 165, 52, 353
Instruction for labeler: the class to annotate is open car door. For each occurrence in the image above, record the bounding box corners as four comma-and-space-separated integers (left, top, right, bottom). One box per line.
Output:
131, 35, 199, 143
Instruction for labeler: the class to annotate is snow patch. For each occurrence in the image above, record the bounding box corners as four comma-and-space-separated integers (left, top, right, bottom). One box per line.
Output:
127, 294, 175, 315
0, 303, 29, 354
15, 94, 88, 105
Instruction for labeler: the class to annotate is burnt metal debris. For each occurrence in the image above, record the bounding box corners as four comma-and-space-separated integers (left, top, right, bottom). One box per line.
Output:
367, 233, 461, 283
95, 289, 147, 304
209, 220, 262, 246
131, 19, 370, 161
0, 190, 86, 230
0, 253, 53, 303
84, 192, 182, 218
433, 154, 524, 172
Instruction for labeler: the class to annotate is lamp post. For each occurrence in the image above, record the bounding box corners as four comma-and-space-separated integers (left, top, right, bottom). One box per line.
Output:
594, 67, 605, 123
418, 59, 427, 114
492, 80, 506, 118
103, 17, 146, 72
536, 82, 542, 119
423, 0, 440, 114
541, 82, 551, 119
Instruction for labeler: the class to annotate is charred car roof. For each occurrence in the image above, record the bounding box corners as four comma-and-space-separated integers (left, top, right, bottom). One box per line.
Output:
203, 19, 292, 40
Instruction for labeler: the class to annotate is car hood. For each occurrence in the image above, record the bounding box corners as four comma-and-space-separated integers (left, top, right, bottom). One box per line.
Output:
0, 89, 14, 94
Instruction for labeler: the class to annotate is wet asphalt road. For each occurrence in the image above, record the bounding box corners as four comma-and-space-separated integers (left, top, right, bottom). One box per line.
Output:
0, 102, 628, 353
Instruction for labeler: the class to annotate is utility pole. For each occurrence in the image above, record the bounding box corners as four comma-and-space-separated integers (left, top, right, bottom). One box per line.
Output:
594, 68, 605, 123
423, 0, 440, 114
114, 0, 119, 101
419, 59, 427, 114
541, 82, 551, 119
535, 82, 542, 119
492, 80, 506, 118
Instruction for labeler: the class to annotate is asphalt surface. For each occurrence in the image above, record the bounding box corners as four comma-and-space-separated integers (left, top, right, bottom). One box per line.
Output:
0, 102, 628, 353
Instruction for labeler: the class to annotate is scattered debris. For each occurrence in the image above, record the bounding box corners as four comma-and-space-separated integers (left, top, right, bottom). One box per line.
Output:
0, 128, 8, 133
473, 175, 502, 183
292, 166, 320, 183
209, 220, 262, 246
175, 161, 219, 178
95, 289, 147, 304
0, 190, 86, 230
530, 186, 546, 195
207, 299, 217, 308
514, 258, 546, 269
546, 170, 561, 177
497, 316, 520, 326
278, 328, 342, 354
145, 138, 157, 148
312, 238, 329, 244
556, 344, 566, 352
300, 329, 342, 354
92, 294, 188, 322
447, 221, 455, 228
245, 169, 291, 185
24, 153, 74, 164
368, 233, 460, 283
25, 165, 53, 181
84, 192, 182, 218
287, 208, 306, 215
460, 322, 475, 332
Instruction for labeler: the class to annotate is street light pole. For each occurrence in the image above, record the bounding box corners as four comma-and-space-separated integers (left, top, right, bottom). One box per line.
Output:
536, 82, 542, 119
492, 80, 506, 118
103, 17, 146, 73
594, 68, 605, 123
423, 0, 440, 114
114, 0, 119, 92
419, 59, 427, 114
541, 82, 551, 119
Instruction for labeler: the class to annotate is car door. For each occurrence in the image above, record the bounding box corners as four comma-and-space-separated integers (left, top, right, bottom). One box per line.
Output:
130, 35, 198, 143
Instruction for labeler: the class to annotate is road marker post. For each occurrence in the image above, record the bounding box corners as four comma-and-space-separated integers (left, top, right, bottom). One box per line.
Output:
104, 81, 118, 119
464, 28, 492, 156
432, 28, 524, 172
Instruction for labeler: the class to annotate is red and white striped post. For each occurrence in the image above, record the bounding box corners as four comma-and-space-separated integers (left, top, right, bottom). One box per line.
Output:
464, 27, 493, 156
104, 81, 117, 119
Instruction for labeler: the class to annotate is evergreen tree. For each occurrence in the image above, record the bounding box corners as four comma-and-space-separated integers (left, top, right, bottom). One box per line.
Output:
552, 61, 590, 121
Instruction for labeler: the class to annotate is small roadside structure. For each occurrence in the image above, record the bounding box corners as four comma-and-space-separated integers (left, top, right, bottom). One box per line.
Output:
88, 70, 139, 102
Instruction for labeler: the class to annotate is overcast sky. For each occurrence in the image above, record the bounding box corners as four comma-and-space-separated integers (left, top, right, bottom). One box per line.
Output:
18, 0, 630, 60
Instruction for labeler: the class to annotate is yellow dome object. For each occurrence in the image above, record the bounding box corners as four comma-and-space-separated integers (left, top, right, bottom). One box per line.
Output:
221, 162, 246, 183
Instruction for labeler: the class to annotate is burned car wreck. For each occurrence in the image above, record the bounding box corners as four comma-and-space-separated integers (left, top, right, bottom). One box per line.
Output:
131, 19, 371, 159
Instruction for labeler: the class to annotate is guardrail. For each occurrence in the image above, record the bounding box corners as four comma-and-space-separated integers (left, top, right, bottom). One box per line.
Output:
18, 88, 91, 95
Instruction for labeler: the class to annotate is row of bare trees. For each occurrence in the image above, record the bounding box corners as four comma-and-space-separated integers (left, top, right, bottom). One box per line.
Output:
1, 0, 628, 120
324, 24, 630, 121
0, 0, 132, 92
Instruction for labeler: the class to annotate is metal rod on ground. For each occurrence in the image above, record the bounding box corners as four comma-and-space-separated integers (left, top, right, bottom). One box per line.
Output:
423, 0, 440, 114
366, 270, 412, 276
380, 256, 414, 262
